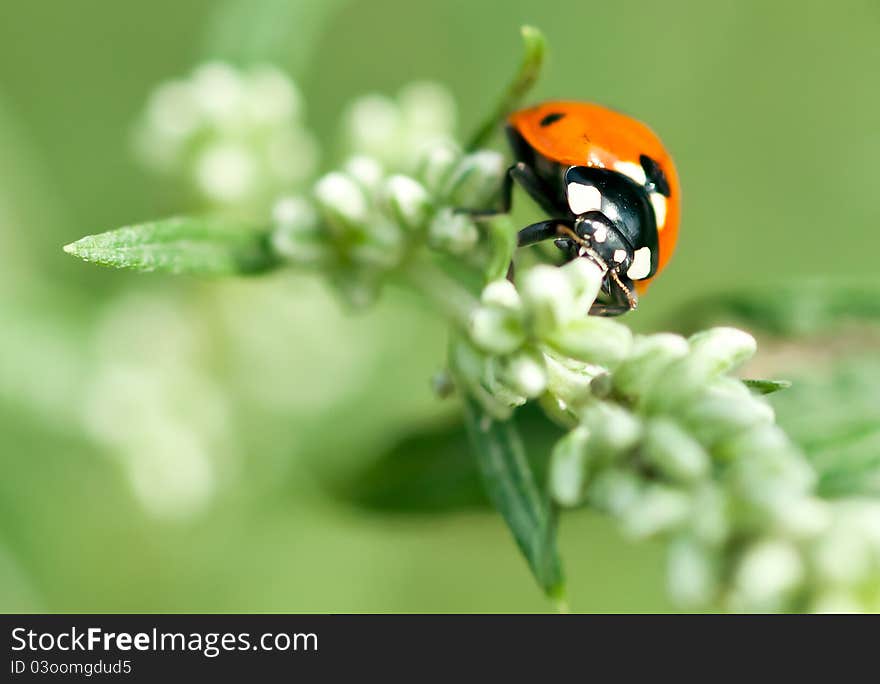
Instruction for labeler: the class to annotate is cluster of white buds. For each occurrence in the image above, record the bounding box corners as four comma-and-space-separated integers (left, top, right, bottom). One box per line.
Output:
341, 82, 458, 172
134, 62, 318, 209
455, 259, 630, 418
271, 138, 506, 307
455, 260, 880, 611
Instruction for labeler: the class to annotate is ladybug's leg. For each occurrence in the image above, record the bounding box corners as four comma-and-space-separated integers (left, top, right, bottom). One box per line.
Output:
459, 162, 558, 217
516, 219, 572, 247
508, 162, 562, 216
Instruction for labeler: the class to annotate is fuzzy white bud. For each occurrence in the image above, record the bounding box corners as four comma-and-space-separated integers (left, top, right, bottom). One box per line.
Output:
383, 175, 432, 232
733, 540, 804, 611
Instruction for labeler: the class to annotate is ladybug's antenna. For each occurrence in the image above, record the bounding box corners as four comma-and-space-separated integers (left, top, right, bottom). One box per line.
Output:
608, 269, 638, 311
556, 225, 607, 269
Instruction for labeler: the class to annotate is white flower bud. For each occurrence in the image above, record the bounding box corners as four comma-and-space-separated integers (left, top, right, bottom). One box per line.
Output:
344, 156, 384, 191
482, 358, 528, 409
722, 425, 816, 501
415, 142, 461, 194
398, 81, 457, 138
621, 485, 691, 539
144, 80, 202, 145
195, 142, 257, 203
480, 279, 522, 311
612, 333, 689, 398
469, 307, 525, 355
546, 317, 633, 368
244, 65, 301, 125
768, 495, 831, 540
314, 171, 370, 239
642, 328, 758, 414
270, 196, 331, 265
442, 150, 505, 209
551, 426, 590, 506
520, 265, 576, 335
688, 327, 757, 375
498, 350, 547, 398
348, 217, 404, 267
191, 62, 247, 127
588, 469, 643, 516
561, 257, 604, 311
383, 175, 432, 232
343, 94, 402, 162
689, 484, 730, 545
732, 540, 804, 611
542, 352, 599, 408
668, 537, 717, 608
428, 208, 479, 255
580, 402, 641, 459
681, 381, 775, 447
643, 418, 710, 483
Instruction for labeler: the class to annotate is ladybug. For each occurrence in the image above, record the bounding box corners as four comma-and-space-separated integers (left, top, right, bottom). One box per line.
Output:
500, 101, 680, 315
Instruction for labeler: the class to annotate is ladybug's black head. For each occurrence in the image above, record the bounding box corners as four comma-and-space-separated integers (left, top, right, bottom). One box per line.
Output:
556, 166, 660, 314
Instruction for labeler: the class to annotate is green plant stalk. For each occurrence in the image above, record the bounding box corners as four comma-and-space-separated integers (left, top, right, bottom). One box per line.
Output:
484, 214, 518, 283
466, 26, 546, 151
401, 256, 479, 330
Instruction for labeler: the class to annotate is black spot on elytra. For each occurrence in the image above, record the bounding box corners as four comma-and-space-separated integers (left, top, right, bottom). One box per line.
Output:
539, 112, 566, 127
639, 154, 671, 197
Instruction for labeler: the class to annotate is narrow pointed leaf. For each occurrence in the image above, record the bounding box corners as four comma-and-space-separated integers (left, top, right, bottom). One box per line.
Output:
743, 378, 792, 395
462, 395, 565, 602
63, 216, 279, 276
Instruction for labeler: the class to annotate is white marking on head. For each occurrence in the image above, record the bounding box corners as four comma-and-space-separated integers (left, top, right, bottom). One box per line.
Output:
567, 182, 602, 215
613, 249, 627, 263
627, 247, 652, 280
592, 224, 608, 242
650, 192, 667, 228
614, 161, 647, 186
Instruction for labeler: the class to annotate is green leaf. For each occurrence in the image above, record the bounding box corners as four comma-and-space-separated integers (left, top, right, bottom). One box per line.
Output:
743, 378, 792, 395
63, 216, 280, 276
462, 395, 565, 603
466, 26, 546, 151
331, 404, 564, 513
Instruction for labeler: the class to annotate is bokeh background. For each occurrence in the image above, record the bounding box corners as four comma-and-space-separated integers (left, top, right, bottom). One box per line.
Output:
1, 0, 878, 612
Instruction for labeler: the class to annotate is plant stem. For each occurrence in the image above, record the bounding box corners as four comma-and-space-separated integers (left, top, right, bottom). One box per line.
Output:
402, 256, 480, 330
484, 214, 518, 283
466, 26, 546, 152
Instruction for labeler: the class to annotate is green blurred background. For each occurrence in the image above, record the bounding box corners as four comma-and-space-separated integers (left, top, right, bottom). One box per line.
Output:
0, 0, 878, 612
